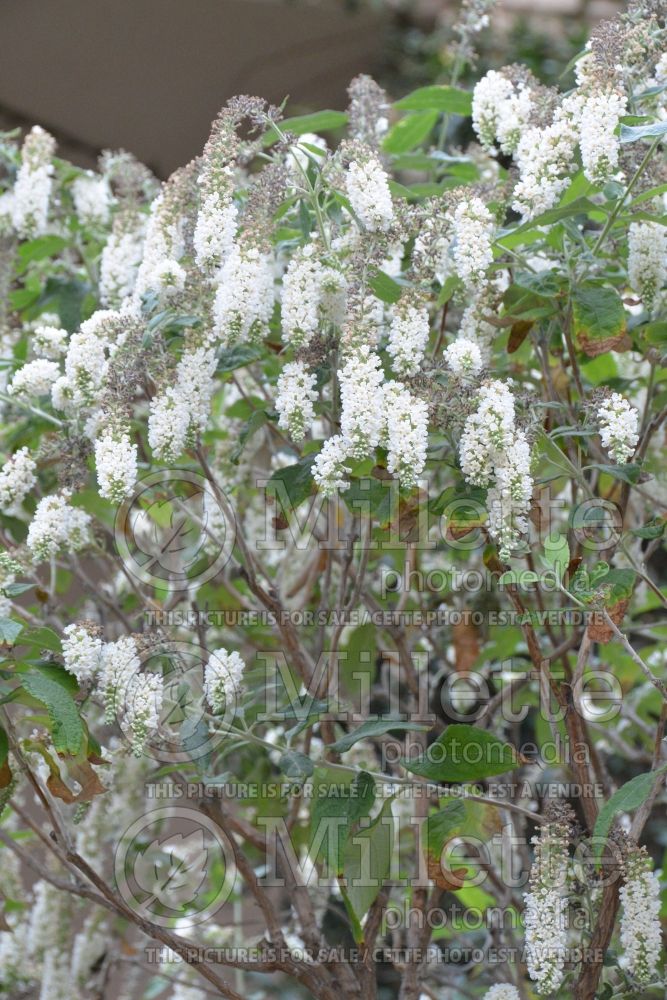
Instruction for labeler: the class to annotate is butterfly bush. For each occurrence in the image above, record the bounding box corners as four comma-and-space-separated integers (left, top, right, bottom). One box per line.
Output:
0, 3, 666, 999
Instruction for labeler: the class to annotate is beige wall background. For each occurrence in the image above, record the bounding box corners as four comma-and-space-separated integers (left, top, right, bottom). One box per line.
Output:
0, 0, 620, 177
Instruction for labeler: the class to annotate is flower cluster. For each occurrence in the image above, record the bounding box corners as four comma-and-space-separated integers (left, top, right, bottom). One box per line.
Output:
523, 814, 570, 994
72, 173, 112, 226
124, 671, 163, 755
597, 392, 639, 464
345, 151, 394, 232
444, 337, 483, 377
452, 197, 494, 289
99, 211, 146, 307
628, 221, 666, 309
482, 986, 520, 1000
275, 361, 317, 442
619, 846, 662, 984
148, 347, 217, 462
472, 70, 534, 155
204, 647, 246, 714
460, 380, 533, 559
387, 298, 430, 377
0, 447, 36, 513
8, 358, 60, 398
26, 491, 92, 561
94, 426, 138, 501
213, 245, 275, 345
579, 90, 626, 186
101, 635, 142, 724
62, 623, 104, 684
10, 126, 56, 238
383, 382, 428, 489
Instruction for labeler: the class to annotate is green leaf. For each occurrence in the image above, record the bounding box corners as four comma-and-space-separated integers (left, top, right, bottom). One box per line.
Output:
217, 344, 263, 374
281, 110, 348, 137
343, 477, 393, 525
394, 86, 472, 116
0, 618, 24, 645
631, 518, 665, 540
17, 235, 68, 271
586, 462, 641, 485
369, 269, 403, 304
571, 284, 627, 357
342, 797, 394, 933
507, 197, 597, 238
0, 725, 8, 769
620, 120, 667, 143
383, 111, 439, 154
19, 626, 62, 654
403, 724, 521, 782
310, 769, 375, 876
502, 275, 561, 322
543, 534, 570, 583
230, 410, 269, 464
425, 800, 466, 857
329, 718, 431, 754
593, 765, 667, 860
266, 456, 316, 509
21, 671, 85, 754
598, 568, 636, 605
1, 583, 34, 598
279, 750, 314, 782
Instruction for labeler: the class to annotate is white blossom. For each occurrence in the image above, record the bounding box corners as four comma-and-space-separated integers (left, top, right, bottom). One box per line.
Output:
40, 949, 72, 1000
8, 359, 60, 397
460, 380, 516, 487
28, 880, 66, 956
204, 648, 245, 714
487, 432, 533, 562
597, 392, 639, 464
148, 346, 217, 462
580, 90, 626, 186
523, 821, 569, 994
72, 173, 112, 225
132, 194, 186, 309
94, 427, 138, 501
0, 447, 37, 512
460, 380, 533, 558
27, 491, 91, 561
281, 244, 326, 348
619, 848, 662, 984
11, 126, 56, 238
313, 435, 353, 496
472, 71, 533, 154
483, 987, 521, 1000
56, 320, 111, 410
213, 244, 274, 345
193, 189, 238, 271
382, 382, 428, 489
444, 338, 483, 377
100, 213, 146, 307
33, 324, 68, 358
71, 917, 108, 987
125, 671, 163, 755
339, 346, 385, 458
387, 301, 430, 377
62, 623, 103, 684
472, 71, 515, 149
628, 221, 666, 308
512, 95, 583, 220
452, 197, 494, 289
275, 361, 317, 442
101, 635, 141, 724
345, 154, 394, 231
